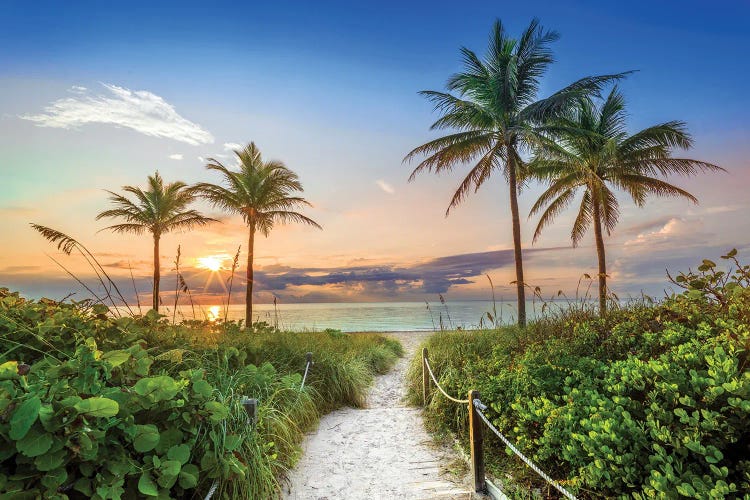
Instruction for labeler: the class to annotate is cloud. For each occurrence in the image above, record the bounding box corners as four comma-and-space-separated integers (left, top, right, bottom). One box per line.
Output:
223, 142, 243, 151
0, 265, 42, 273
376, 180, 395, 195
168, 153, 183, 160
621, 216, 677, 236
21, 83, 214, 145
0, 206, 36, 217
624, 218, 705, 247
703, 205, 742, 215
246, 247, 556, 297
101, 260, 150, 270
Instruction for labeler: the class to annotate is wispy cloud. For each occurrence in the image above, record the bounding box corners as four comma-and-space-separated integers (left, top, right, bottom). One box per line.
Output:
168, 153, 183, 160
376, 180, 395, 194
624, 218, 702, 247
21, 83, 214, 145
224, 142, 243, 151
0, 206, 36, 217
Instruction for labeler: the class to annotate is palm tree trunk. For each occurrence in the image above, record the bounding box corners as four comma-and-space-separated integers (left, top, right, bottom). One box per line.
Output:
591, 192, 607, 315
507, 154, 526, 327
245, 227, 255, 328
152, 234, 160, 312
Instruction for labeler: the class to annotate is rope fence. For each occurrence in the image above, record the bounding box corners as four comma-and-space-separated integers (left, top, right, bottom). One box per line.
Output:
421, 348, 578, 499
422, 348, 469, 404
300, 352, 313, 390
205, 352, 314, 500
473, 398, 577, 500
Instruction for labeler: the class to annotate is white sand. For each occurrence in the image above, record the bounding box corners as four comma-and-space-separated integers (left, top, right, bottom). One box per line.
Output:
282, 331, 472, 500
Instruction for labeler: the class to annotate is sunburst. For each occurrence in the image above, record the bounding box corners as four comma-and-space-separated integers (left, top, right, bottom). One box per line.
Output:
197, 256, 223, 272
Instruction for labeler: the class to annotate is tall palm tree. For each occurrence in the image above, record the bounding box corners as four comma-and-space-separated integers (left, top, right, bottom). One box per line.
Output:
529, 87, 723, 314
96, 172, 214, 312
405, 19, 625, 327
193, 142, 321, 327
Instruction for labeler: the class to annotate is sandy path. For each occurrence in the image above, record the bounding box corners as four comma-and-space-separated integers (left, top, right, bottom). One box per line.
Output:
282, 331, 471, 500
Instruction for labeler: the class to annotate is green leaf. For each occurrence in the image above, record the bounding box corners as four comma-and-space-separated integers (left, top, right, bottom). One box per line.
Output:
34, 447, 66, 471
37, 405, 58, 432
677, 483, 696, 496
204, 401, 229, 423
178, 464, 199, 489
40, 467, 67, 490
10, 396, 41, 440
16, 428, 53, 457
137, 472, 159, 497
224, 434, 242, 452
0, 361, 19, 380
155, 428, 183, 454
159, 459, 181, 478
192, 379, 213, 399
74, 397, 119, 418
135, 357, 153, 376
91, 304, 109, 315
134, 375, 184, 402
101, 350, 130, 367
133, 424, 160, 453
167, 444, 191, 465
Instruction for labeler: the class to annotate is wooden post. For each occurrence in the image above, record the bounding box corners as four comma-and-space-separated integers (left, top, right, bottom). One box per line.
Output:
422, 347, 430, 406
469, 389, 486, 493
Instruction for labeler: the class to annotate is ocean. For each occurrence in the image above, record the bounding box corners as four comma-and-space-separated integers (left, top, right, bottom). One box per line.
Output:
159, 300, 563, 332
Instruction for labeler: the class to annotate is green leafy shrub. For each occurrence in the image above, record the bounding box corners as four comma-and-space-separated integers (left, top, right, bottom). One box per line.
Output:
0, 290, 401, 498
408, 252, 750, 498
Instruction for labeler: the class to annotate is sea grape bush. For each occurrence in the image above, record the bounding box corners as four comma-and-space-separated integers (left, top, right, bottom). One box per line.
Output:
409, 252, 750, 498
0, 293, 285, 499
0, 289, 400, 498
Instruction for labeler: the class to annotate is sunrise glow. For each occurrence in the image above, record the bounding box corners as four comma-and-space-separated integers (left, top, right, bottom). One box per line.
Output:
206, 305, 221, 322
196, 256, 223, 272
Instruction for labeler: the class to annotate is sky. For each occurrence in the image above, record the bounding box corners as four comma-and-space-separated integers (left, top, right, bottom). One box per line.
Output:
1, 0, 749, 305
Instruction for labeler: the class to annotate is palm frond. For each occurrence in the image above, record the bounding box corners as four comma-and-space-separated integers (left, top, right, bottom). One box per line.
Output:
446, 142, 504, 214
571, 190, 593, 246
615, 174, 699, 204
98, 223, 147, 235
532, 188, 575, 243
520, 72, 632, 124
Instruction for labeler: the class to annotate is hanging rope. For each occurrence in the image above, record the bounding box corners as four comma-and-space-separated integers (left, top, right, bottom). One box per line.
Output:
473, 398, 578, 500
424, 356, 469, 404
204, 480, 218, 500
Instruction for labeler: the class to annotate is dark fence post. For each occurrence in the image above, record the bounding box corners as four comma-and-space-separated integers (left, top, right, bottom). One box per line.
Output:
422, 347, 430, 405
242, 397, 258, 427
469, 389, 486, 493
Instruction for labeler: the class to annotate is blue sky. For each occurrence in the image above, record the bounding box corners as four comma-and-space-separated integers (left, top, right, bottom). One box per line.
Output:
1, 0, 749, 304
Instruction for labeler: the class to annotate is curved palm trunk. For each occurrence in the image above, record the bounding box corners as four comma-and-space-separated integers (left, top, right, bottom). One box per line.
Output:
591, 192, 608, 315
152, 234, 160, 311
507, 155, 526, 327
245, 227, 255, 328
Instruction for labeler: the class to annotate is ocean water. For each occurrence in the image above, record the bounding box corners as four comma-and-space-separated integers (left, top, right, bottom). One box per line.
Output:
161, 300, 562, 332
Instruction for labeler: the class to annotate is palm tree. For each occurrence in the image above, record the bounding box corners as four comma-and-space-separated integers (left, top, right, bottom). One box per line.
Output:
96, 172, 214, 312
193, 142, 321, 327
529, 87, 723, 314
405, 19, 625, 327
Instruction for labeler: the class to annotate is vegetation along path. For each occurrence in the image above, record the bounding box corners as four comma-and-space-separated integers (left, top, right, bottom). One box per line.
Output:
283, 331, 472, 499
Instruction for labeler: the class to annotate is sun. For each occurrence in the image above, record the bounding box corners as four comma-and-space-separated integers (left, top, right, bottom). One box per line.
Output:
197, 256, 223, 272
